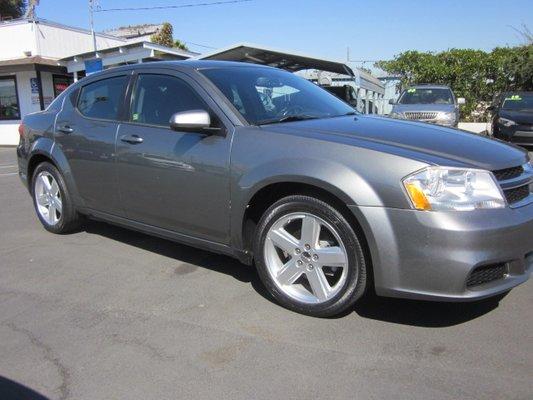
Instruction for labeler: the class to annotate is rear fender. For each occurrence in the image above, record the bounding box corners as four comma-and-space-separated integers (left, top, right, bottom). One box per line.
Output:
28, 137, 84, 207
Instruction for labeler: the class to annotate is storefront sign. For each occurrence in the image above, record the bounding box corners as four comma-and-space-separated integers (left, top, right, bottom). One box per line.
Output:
85, 58, 103, 75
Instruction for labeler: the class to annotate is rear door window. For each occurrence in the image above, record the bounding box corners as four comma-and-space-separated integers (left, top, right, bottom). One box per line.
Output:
77, 76, 128, 120
129, 74, 206, 127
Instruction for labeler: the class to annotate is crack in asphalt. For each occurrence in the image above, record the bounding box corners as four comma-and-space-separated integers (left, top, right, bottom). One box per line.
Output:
4, 321, 71, 400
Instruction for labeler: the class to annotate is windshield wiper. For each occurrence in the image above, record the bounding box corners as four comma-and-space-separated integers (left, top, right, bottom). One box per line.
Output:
258, 114, 320, 125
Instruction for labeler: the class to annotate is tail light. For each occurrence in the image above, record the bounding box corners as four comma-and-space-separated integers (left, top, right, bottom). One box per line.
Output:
18, 123, 24, 139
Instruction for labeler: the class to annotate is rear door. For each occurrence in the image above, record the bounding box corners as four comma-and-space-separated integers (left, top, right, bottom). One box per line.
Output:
55, 72, 131, 215
115, 69, 233, 244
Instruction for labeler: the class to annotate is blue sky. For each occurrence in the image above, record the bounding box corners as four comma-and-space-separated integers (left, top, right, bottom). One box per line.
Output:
36, 0, 532, 64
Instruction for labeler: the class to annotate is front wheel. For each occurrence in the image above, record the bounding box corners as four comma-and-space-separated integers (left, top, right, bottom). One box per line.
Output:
253, 195, 367, 317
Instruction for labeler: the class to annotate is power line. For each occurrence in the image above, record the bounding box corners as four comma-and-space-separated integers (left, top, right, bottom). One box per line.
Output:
94, 0, 254, 12
184, 41, 217, 49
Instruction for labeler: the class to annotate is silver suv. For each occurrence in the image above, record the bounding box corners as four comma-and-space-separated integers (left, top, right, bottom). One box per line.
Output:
16, 61, 533, 317
390, 84, 465, 127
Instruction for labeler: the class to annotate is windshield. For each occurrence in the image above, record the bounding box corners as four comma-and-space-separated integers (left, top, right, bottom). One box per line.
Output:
501, 94, 533, 111
398, 88, 454, 105
200, 67, 355, 125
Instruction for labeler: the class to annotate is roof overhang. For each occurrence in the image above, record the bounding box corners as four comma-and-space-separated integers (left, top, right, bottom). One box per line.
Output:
197, 43, 355, 76
59, 42, 198, 73
0, 56, 68, 73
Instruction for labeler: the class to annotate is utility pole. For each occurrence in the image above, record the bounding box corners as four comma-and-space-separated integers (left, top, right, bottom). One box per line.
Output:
89, 0, 98, 55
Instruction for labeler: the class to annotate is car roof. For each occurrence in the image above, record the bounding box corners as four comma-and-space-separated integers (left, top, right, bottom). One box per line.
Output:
83, 60, 276, 78
501, 91, 533, 95
407, 84, 452, 90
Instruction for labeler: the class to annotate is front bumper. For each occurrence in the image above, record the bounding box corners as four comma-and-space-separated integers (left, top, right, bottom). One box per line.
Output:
495, 124, 533, 146
350, 202, 533, 301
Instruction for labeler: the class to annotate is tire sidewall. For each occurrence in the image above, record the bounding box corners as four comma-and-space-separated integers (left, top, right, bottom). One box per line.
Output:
253, 195, 366, 317
31, 162, 75, 233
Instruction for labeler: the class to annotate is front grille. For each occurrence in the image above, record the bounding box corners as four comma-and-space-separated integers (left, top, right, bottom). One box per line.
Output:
466, 264, 507, 288
503, 185, 530, 204
404, 111, 438, 120
493, 166, 524, 181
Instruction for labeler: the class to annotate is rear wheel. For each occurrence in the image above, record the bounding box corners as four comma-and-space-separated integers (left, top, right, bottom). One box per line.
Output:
253, 195, 367, 317
31, 162, 82, 234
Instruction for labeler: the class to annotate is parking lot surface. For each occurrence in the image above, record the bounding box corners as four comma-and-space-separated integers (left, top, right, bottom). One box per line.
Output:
0, 147, 532, 400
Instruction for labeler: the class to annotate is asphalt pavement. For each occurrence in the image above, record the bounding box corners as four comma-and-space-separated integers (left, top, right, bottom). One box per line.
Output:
0, 147, 532, 400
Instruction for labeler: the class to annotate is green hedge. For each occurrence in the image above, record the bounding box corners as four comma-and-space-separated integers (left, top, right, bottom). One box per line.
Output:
376, 46, 533, 121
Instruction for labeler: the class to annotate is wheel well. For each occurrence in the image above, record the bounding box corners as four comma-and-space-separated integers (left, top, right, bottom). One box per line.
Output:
27, 154, 55, 187
242, 182, 370, 258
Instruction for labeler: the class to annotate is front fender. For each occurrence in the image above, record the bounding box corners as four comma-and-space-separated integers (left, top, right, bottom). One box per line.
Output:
230, 156, 382, 251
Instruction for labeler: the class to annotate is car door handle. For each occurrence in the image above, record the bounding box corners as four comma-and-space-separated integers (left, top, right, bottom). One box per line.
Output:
120, 134, 144, 144
57, 125, 74, 134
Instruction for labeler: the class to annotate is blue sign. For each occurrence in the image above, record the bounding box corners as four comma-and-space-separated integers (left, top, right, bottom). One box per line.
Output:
30, 77, 39, 94
84, 58, 103, 75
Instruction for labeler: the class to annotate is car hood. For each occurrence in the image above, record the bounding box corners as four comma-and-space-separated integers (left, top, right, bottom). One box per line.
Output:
498, 109, 533, 125
392, 103, 456, 113
262, 115, 528, 170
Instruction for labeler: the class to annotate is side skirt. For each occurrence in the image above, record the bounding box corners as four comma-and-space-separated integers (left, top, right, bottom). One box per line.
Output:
79, 208, 252, 264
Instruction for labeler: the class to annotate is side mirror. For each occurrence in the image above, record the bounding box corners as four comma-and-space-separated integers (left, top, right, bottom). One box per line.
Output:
169, 110, 219, 133
486, 105, 495, 112
389, 99, 396, 105
457, 97, 466, 105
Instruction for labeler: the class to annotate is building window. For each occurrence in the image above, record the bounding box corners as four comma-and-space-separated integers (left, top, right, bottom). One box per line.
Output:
0, 76, 20, 120
53, 75, 73, 97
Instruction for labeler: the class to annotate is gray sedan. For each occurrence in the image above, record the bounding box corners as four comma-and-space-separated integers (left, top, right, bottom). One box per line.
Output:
16, 61, 533, 317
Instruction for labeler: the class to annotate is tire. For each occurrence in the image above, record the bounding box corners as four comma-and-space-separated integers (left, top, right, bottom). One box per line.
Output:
31, 162, 82, 234
253, 195, 367, 317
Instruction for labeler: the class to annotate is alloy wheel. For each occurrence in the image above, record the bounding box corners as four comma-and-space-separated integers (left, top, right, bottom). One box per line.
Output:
264, 212, 349, 304
34, 171, 63, 226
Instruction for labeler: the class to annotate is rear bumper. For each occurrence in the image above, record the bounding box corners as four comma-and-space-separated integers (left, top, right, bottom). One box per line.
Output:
16, 144, 29, 189
350, 203, 533, 301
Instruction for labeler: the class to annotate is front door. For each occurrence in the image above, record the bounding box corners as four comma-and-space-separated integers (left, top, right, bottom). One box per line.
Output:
55, 74, 130, 215
115, 71, 232, 244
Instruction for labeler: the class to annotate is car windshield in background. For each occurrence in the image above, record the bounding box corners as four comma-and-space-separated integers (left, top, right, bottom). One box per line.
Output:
200, 67, 355, 125
398, 88, 453, 105
501, 94, 533, 111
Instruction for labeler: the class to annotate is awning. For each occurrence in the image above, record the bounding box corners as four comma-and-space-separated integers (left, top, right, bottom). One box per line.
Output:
59, 42, 198, 73
197, 43, 355, 76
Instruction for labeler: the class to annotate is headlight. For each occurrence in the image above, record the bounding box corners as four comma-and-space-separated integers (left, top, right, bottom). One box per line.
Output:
390, 112, 403, 119
436, 112, 455, 121
498, 117, 517, 127
402, 167, 506, 211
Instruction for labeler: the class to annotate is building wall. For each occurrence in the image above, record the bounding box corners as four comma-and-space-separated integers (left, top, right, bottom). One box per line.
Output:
36, 23, 126, 59
0, 19, 127, 61
0, 23, 37, 60
0, 70, 55, 146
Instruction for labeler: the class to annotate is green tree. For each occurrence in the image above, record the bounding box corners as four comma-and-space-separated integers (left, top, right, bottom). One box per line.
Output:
376, 46, 533, 121
0, 0, 26, 19
151, 22, 189, 51
151, 22, 174, 47
174, 39, 189, 51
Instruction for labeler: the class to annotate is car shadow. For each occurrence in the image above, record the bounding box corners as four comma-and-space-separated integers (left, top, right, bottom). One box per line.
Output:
0, 376, 50, 400
83, 220, 271, 299
349, 289, 507, 327
84, 220, 505, 327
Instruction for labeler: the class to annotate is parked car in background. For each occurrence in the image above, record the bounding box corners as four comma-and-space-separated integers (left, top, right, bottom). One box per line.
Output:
389, 84, 465, 127
17, 61, 533, 317
322, 85, 358, 108
489, 92, 533, 148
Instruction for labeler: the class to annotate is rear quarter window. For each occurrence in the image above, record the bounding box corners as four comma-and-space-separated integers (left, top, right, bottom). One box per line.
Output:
77, 76, 128, 120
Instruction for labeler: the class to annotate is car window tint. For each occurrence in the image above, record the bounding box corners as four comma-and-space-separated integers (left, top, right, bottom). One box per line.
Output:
77, 76, 128, 120
130, 74, 206, 127
398, 88, 453, 105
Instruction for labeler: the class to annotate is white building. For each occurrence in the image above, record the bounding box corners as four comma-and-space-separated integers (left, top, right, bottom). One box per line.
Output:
0, 22, 386, 146
0, 18, 127, 145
